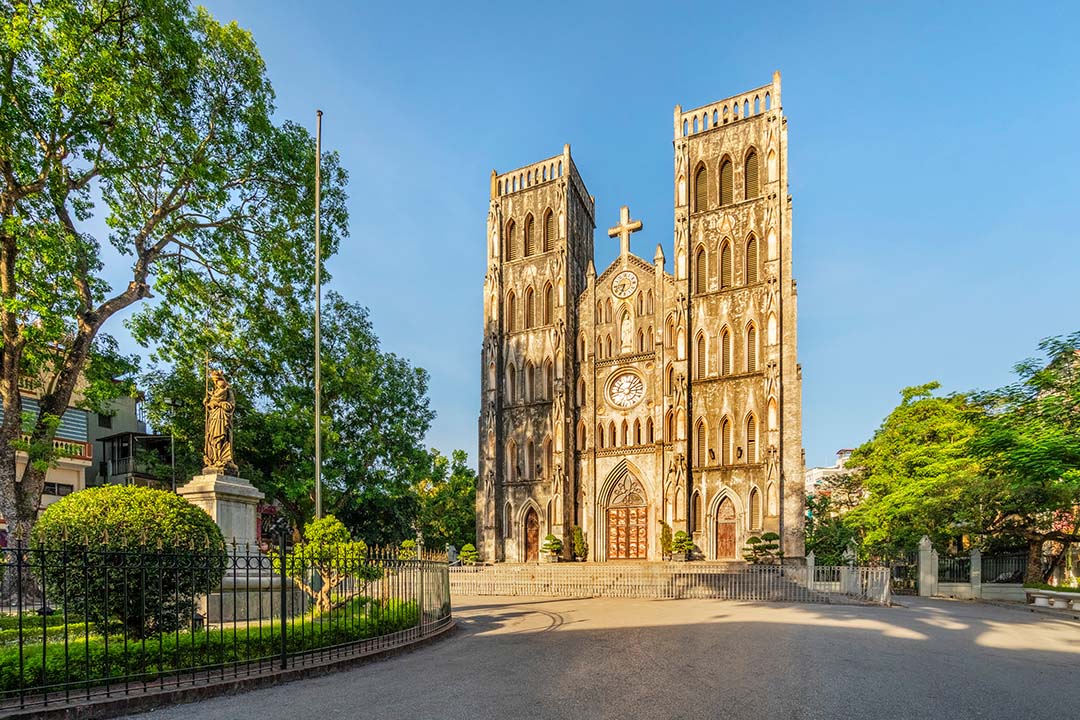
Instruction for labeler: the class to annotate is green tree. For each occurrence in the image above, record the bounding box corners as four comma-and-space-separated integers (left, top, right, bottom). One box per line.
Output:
844, 383, 982, 554
270, 515, 380, 612
967, 334, 1080, 583
413, 449, 477, 551
0, 0, 346, 538
805, 494, 856, 565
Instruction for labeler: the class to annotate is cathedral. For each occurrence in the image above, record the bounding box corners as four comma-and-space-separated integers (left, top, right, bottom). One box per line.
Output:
476, 73, 804, 563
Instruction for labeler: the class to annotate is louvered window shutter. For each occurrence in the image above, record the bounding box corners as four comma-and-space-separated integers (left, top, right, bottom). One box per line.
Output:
721, 420, 731, 465
721, 243, 732, 288
722, 330, 731, 375
695, 249, 707, 293
696, 335, 706, 379
747, 327, 757, 371
695, 167, 708, 211
544, 212, 555, 252
745, 151, 759, 199
525, 217, 536, 256
507, 225, 517, 261
747, 416, 757, 462
720, 160, 733, 205
696, 424, 706, 465
746, 238, 758, 284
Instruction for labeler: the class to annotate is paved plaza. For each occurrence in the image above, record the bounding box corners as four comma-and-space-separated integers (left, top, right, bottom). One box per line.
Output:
133, 596, 1080, 720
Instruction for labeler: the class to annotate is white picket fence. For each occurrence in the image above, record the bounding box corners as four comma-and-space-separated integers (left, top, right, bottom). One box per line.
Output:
449, 563, 891, 605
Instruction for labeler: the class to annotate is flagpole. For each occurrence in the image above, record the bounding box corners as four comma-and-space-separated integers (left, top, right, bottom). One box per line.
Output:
314, 109, 323, 519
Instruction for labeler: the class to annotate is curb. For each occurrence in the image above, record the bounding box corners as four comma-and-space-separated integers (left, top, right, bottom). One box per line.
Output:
0, 620, 457, 720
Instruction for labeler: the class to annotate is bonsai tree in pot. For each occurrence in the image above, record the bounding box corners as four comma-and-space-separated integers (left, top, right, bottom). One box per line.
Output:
742, 532, 782, 564
671, 530, 695, 562
459, 543, 479, 565
572, 525, 589, 561
541, 534, 563, 562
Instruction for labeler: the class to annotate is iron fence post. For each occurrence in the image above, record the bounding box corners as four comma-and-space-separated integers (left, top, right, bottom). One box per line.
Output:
278, 522, 288, 670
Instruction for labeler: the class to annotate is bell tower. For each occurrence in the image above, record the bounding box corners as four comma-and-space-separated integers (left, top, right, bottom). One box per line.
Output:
477, 145, 595, 563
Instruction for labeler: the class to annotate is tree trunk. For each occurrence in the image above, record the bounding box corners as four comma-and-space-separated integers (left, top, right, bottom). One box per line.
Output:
1024, 538, 1044, 585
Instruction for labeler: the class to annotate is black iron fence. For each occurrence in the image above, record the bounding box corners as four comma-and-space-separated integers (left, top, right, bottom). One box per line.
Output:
0, 540, 451, 715
938, 555, 971, 583
981, 552, 1027, 584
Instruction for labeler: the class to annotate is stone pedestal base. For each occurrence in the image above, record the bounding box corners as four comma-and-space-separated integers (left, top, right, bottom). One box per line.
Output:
178, 473, 264, 554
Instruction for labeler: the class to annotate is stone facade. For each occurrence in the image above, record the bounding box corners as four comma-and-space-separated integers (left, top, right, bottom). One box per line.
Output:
478, 73, 804, 563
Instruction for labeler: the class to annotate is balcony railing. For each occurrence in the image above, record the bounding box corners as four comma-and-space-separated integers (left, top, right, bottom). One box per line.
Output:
17, 434, 92, 461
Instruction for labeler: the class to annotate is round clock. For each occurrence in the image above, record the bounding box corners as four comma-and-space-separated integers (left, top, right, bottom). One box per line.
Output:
611, 270, 638, 299
608, 372, 645, 408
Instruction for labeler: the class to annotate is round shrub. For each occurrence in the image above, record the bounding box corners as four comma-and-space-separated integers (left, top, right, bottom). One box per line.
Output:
31, 485, 226, 637
459, 543, 479, 565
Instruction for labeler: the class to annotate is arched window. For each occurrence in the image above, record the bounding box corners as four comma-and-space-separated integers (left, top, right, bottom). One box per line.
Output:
647, 290, 654, 314
676, 328, 686, 360
665, 315, 675, 347
637, 329, 645, 352
596, 335, 604, 360
606, 335, 613, 358
767, 313, 777, 345
720, 327, 731, 376
525, 362, 534, 402
507, 364, 517, 403
577, 377, 585, 407
579, 333, 586, 359
746, 414, 757, 463
666, 363, 675, 394
506, 220, 518, 261
633, 419, 642, 445
503, 500, 513, 537
694, 164, 708, 212
524, 287, 535, 329
543, 283, 554, 325
744, 149, 759, 199
506, 440, 517, 479
577, 420, 586, 449
749, 488, 762, 529
692, 491, 702, 531
621, 420, 629, 446
543, 209, 555, 252
605, 299, 613, 323
720, 240, 732, 289
696, 333, 707, 379
745, 235, 758, 285
543, 436, 553, 477
767, 482, 778, 516
597, 423, 606, 449
719, 158, 733, 205
596, 300, 603, 322
526, 439, 535, 479
506, 290, 517, 332
695, 419, 707, 465
646, 417, 654, 443
746, 324, 757, 372
768, 398, 778, 431
544, 360, 554, 399
487, 362, 495, 388
524, 214, 536, 257
694, 246, 707, 294
608, 422, 617, 448
637, 292, 644, 316
720, 417, 731, 465
647, 325, 653, 349
665, 410, 674, 442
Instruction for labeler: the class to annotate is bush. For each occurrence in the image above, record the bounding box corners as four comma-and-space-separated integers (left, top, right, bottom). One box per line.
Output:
742, 532, 781, 564
541, 534, 562, 556
660, 522, 673, 558
459, 543, 479, 565
270, 515, 381, 612
571, 526, 588, 561
30, 485, 226, 637
671, 531, 694, 554
398, 539, 417, 560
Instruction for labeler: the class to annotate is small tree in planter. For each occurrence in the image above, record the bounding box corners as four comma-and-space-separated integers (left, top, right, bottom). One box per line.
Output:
671, 530, 695, 561
742, 532, 782, 564
541, 534, 563, 561
660, 521, 674, 560
459, 543, 479, 565
572, 526, 589, 561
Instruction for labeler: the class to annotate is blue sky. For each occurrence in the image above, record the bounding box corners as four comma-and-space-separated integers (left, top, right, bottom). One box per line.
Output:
113, 1, 1080, 469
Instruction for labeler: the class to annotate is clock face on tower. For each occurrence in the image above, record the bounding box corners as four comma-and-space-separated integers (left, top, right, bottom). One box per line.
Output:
608, 372, 645, 408
611, 271, 638, 299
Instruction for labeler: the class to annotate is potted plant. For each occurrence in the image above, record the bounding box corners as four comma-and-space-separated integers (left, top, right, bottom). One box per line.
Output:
541, 533, 563, 562
459, 543, 479, 565
742, 532, 781, 564
671, 530, 694, 562
660, 521, 673, 561
572, 525, 589, 561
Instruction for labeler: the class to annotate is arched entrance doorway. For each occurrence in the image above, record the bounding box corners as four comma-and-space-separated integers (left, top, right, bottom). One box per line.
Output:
605, 473, 648, 559
716, 497, 737, 559
524, 507, 540, 562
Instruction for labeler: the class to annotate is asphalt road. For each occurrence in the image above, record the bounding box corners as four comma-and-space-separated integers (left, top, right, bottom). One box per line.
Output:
130, 596, 1080, 720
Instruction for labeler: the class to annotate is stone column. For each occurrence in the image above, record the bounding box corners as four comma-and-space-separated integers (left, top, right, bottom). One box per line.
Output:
970, 547, 982, 599
918, 535, 937, 598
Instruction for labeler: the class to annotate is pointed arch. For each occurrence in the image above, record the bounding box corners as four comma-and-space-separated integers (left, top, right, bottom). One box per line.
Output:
720, 239, 732, 289
543, 282, 554, 325
524, 213, 536, 256
676, 248, 686, 279
543, 435, 553, 478
675, 486, 685, 521
506, 290, 517, 332
637, 328, 645, 352
578, 332, 586, 359
525, 439, 535, 479
767, 312, 778, 345
767, 482, 778, 516
524, 361, 535, 402
694, 245, 708, 294
720, 416, 732, 465
596, 299, 604, 322
745, 234, 758, 285
543, 208, 555, 252
695, 417, 708, 465
745, 413, 757, 463
665, 314, 676, 347
767, 149, 777, 182
692, 490, 703, 531
676, 328, 686, 360
647, 290, 654, 314
720, 326, 731, 376
606, 334, 613, 358
744, 148, 759, 199
605, 298, 613, 323
544, 358, 554, 399
608, 421, 617, 448
719, 156, 733, 205
646, 325, 653, 349
524, 286, 535, 329
577, 376, 586, 407
768, 397, 778, 431
597, 422, 606, 449
596, 335, 604, 360
633, 418, 642, 445
695, 332, 707, 379
666, 363, 675, 394
503, 500, 513, 538
577, 419, 586, 449
708, 488, 744, 560
749, 487, 762, 529
693, 162, 709, 212
506, 363, 517, 404
745, 322, 757, 372
637, 292, 645, 316
506, 439, 518, 479
665, 410, 675, 442
505, 219, 518, 261
621, 419, 630, 446
646, 417, 655, 443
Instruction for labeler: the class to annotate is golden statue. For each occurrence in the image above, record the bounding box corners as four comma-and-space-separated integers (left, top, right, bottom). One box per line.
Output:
203, 368, 237, 474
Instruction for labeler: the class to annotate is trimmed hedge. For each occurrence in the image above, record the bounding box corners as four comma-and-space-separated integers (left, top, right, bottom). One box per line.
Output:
0, 598, 419, 695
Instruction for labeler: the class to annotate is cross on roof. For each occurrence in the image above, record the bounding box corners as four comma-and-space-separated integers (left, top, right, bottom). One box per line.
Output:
607, 205, 643, 257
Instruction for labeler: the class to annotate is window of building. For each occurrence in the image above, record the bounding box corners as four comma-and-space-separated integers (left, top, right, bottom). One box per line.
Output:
746, 414, 757, 463
543, 209, 555, 252
694, 165, 708, 212
692, 491, 702, 531
721, 417, 731, 465
646, 418, 654, 443
524, 287, 535, 329
695, 419, 707, 465
506, 220, 517, 261
719, 158, 733, 205
543, 283, 554, 325
507, 364, 517, 404
43, 482, 74, 497
745, 149, 759, 199
97, 413, 113, 429
720, 327, 731, 376
696, 333, 707, 379
524, 215, 536, 257
720, 241, 732, 288
695, 246, 707, 294
749, 487, 762, 529
506, 291, 517, 332
745, 235, 758, 284
746, 324, 757, 372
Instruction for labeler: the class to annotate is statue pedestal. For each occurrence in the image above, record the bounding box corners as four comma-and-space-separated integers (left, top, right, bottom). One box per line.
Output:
178, 473, 292, 622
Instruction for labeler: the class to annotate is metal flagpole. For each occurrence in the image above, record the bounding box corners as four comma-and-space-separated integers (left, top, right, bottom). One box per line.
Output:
314, 109, 323, 519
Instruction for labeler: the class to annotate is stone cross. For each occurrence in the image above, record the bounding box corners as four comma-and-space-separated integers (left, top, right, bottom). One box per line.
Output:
608, 205, 643, 257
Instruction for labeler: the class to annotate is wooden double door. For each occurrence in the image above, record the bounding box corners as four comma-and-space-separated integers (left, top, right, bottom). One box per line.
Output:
716, 497, 737, 559
607, 506, 647, 559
